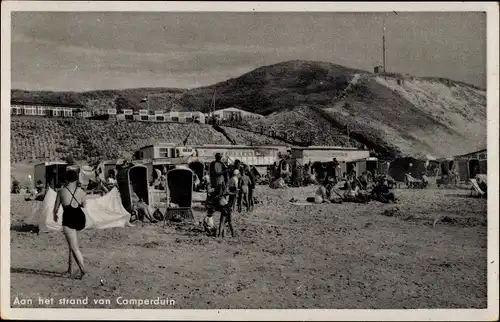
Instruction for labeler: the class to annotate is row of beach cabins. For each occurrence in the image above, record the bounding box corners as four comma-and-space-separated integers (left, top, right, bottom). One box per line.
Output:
10, 101, 264, 124
32, 141, 487, 191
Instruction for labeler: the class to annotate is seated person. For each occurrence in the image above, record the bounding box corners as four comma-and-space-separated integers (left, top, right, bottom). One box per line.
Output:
33, 180, 47, 200
159, 170, 168, 190
421, 173, 429, 188
327, 182, 344, 204
25, 181, 46, 201
371, 179, 396, 203
203, 209, 217, 237
358, 172, 368, 190
130, 185, 157, 223
306, 179, 338, 204
308, 172, 317, 185
343, 181, 369, 203
202, 174, 211, 191
366, 171, 374, 184
103, 170, 117, 189
35, 180, 44, 193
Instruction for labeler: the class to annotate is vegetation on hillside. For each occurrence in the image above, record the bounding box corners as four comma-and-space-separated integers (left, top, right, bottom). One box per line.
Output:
10, 118, 289, 163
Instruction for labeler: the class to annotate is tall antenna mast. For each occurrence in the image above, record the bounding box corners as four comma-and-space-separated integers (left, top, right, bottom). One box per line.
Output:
382, 25, 386, 73
211, 88, 217, 121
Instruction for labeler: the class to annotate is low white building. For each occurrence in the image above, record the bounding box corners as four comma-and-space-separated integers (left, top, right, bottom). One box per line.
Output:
10, 101, 84, 118
211, 107, 263, 122
291, 146, 370, 163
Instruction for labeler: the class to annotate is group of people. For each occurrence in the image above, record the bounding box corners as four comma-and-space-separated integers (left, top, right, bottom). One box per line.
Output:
296, 157, 398, 204
202, 153, 257, 238
308, 174, 397, 204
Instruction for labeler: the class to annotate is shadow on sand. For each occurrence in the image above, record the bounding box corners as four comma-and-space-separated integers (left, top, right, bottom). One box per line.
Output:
444, 194, 484, 199
10, 224, 39, 233
11, 267, 68, 278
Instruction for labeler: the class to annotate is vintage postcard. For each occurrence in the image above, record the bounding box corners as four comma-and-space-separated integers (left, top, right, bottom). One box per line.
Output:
1, 1, 498, 321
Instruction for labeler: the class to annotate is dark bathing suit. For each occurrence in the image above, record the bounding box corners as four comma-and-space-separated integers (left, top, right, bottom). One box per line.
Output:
61, 186, 86, 231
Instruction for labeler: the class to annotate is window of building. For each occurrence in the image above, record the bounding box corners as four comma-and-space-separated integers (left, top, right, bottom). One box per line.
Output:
37, 107, 45, 115
156, 116, 164, 121
158, 148, 169, 158
185, 117, 193, 123
125, 115, 134, 120
141, 115, 149, 121
171, 117, 179, 122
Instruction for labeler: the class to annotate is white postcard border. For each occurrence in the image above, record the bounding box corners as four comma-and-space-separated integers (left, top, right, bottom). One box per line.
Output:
1, 1, 498, 321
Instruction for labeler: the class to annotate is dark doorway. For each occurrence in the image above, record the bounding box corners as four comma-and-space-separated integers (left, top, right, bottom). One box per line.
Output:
189, 161, 204, 181
129, 165, 149, 205
468, 159, 480, 179
441, 162, 449, 175
366, 161, 378, 174
46, 164, 67, 189
312, 162, 324, 179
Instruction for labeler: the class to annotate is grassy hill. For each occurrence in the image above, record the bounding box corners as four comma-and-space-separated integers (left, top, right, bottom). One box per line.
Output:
11, 60, 486, 159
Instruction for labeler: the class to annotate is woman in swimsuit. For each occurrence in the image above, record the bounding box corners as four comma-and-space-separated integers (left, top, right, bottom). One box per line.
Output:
53, 170, 87, 279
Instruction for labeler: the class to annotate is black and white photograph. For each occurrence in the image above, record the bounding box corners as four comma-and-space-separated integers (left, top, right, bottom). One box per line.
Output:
1, 1, 498, 320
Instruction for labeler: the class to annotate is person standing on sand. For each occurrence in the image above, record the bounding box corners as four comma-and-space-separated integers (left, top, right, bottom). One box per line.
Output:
228, 169, 240, 212
53, 170, 87, 279
247, 165, 256, 211
327, 158, 340, 181
238, 169, 252, 212
217, 186, 236, 238
209, 153, 227, 189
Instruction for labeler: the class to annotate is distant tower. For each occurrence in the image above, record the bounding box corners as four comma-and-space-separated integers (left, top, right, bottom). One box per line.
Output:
382, 26, 387, 73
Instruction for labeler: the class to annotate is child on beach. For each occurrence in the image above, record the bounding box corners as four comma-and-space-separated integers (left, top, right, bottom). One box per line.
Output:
203, 209, 217, 237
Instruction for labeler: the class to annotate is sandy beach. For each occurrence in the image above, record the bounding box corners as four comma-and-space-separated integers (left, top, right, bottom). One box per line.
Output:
10, 185, 487, 309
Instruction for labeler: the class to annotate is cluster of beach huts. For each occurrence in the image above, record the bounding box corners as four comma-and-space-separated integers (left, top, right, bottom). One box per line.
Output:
32, 141, 487, 191
11, 101, 263, 124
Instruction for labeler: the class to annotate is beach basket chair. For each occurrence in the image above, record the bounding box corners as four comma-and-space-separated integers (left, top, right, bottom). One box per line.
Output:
469, 178, 486, 198
163, 167, 195, 225
116, 164, 151, 214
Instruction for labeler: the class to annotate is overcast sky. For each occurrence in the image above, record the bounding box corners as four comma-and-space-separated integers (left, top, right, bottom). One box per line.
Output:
11, 11, 486, 91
